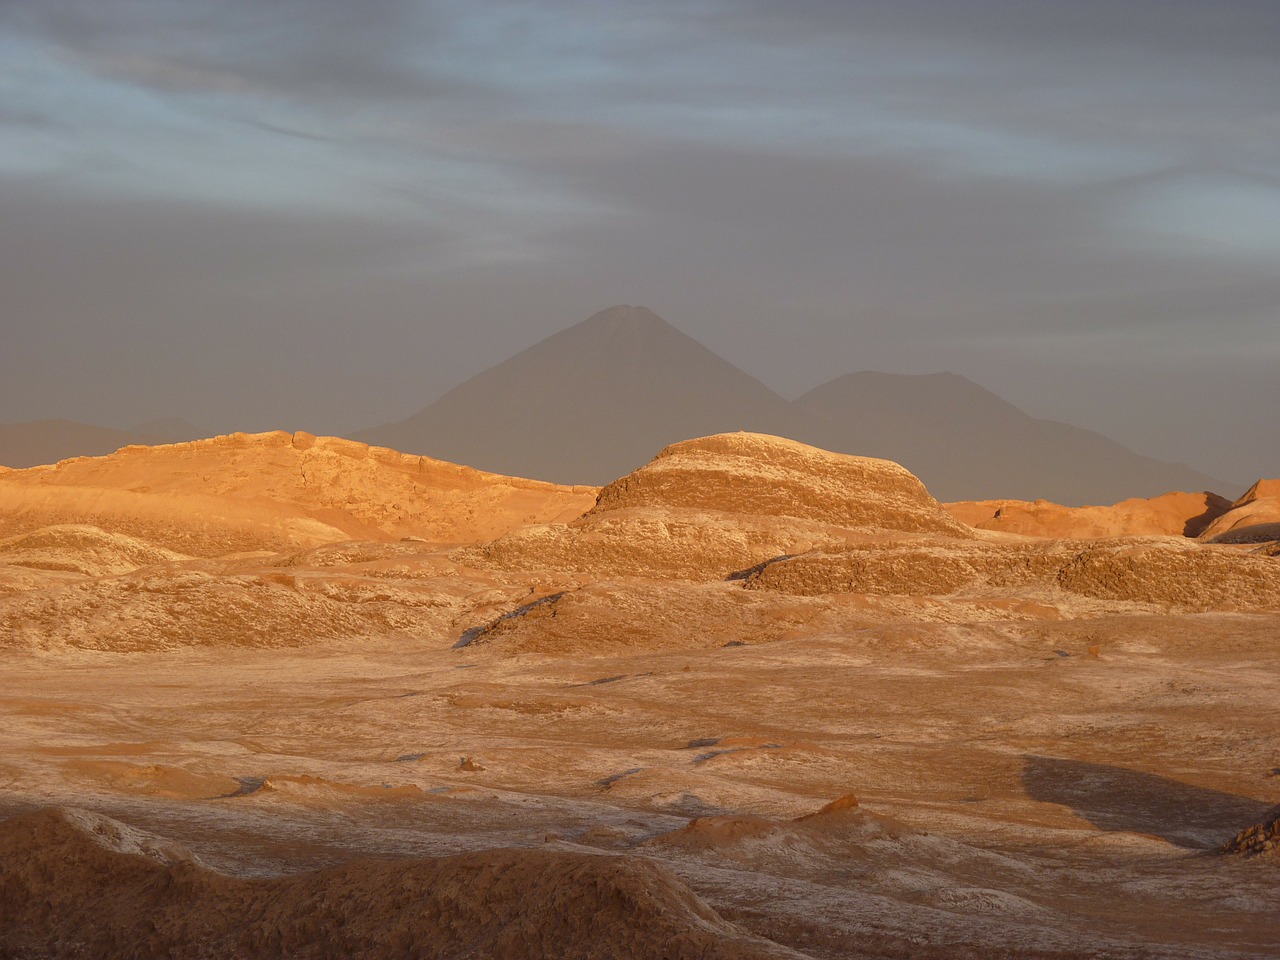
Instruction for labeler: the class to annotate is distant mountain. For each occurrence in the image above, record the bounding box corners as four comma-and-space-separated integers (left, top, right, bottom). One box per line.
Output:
795, 371, 1229, 504
128, 418, 209, 444
356, 307, 1230, 503
355, 305, 815, 485
0, 419, 208, 469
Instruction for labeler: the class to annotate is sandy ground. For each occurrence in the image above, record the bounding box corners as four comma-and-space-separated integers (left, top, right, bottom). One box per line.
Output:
2, 614, 1277, 958
1, 432, 1277, 958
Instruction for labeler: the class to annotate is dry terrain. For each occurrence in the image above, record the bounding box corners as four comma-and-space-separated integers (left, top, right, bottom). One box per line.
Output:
1, 432, 1276, 958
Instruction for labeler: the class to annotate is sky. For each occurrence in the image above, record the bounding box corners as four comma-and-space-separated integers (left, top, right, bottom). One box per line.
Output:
1, 0, 1277, 484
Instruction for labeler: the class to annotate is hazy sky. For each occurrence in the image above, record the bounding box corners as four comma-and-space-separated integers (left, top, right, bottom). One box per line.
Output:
2, 1, 1277, 482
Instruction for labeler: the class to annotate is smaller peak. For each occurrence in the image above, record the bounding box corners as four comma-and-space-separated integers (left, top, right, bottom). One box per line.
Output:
579, 304, 671, 330
1235, 478, 1280, 507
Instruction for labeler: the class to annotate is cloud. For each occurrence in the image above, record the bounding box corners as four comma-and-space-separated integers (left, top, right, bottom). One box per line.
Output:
0, 1, 1276, 479
2, 0, 460, 101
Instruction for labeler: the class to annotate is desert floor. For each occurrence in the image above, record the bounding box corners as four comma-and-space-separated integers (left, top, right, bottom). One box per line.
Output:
1, 432, 1276, 958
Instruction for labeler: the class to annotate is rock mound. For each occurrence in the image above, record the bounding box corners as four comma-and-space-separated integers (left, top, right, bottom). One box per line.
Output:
593, 433, 967, 536
451, 579, 859, 655
947, 491, 1232, 539
4, 806, 198, 866
461, 434, 969, 581
1054, 540, 1280, 611
740, 540, 1059, 598
0, 807, 792, 960
1221, 809, 1280, 860
1236, 479, 1280, 504
743, 538, 1280, 613
650, 794, 914, 865
0, 562, 479, 651
0, 524, 187, 577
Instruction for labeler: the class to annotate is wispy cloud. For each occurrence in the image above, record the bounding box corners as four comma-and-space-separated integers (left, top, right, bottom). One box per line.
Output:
0, 1, 1276, 477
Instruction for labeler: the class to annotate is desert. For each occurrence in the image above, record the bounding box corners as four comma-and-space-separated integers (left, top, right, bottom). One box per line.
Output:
1, 427, 1276, 958
5, 4, 1280, 955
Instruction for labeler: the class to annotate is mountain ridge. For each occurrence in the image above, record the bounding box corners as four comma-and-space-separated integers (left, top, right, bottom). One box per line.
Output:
356, 305, 1231, 504
0, 306, 1233, 504
795, 369, 1227, 503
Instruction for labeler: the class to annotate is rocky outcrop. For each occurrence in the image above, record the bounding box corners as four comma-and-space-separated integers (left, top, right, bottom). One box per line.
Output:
1221, 809, 1280, 860
0, 524, 187, 578
744, 537, 1280, 613
593, 433, 968, 537
461, 433, 971, 581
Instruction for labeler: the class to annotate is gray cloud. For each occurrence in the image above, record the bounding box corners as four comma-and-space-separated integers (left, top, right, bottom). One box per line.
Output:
3, 0, 477, 103
0, 1, 1276, 482
720, 1, 1280, 60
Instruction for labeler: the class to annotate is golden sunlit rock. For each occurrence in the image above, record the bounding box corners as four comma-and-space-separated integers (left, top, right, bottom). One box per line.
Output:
1, 433, 1276, 958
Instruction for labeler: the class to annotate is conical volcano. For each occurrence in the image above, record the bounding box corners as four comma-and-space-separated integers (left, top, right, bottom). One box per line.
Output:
356, 306, 814, 484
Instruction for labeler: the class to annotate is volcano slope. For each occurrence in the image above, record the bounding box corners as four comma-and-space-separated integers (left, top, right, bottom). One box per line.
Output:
0, 432, 1277, 959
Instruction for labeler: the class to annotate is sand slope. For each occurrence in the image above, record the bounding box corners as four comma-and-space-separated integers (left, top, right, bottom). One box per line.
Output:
1200, 479, 1280, 543
0, 430, 596, 555
1, 427, 1278, 958
947, 490, 1233, 539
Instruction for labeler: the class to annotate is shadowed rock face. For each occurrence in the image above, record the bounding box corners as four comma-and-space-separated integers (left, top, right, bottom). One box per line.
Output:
1201, 479, 1280, 543
1020, 758, 1277, 850
0, 807, 794, 960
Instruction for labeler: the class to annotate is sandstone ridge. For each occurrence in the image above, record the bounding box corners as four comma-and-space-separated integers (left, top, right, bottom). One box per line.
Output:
0, 430, 597, 554
461, 433, 972, 581
593, 432, 968, 536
